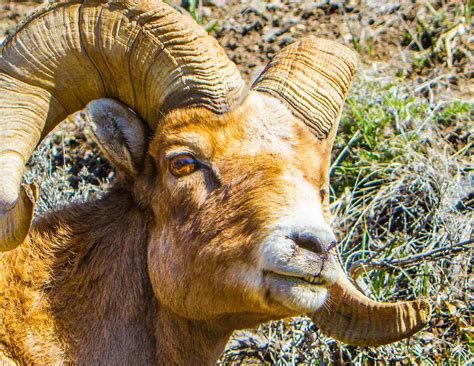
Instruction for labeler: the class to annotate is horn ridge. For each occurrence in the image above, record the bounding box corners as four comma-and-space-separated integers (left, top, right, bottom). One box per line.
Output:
0, 0, 245, 251
252, 36, 357, 140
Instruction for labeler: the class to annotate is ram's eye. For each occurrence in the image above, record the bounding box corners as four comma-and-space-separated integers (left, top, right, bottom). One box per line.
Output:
169, 153, 200, 177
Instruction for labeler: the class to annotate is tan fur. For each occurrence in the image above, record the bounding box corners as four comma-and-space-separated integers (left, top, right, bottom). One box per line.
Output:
1, 94, 332, 365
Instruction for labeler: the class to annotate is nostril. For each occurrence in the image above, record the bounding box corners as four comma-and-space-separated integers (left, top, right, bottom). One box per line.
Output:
291, 231, 324, 254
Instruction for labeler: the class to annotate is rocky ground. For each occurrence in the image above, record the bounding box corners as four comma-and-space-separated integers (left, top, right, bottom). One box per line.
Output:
210, 0, 472, 96
1, 1, 473, 364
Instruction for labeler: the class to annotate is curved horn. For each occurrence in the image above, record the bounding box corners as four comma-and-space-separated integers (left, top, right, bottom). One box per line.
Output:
0, 0, 245, 251
310, 262, 431, 346
252, 36, 356, 141
253, 37, 430, 344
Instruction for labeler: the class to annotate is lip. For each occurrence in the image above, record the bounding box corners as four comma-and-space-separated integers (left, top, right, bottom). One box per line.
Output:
264, 270, 332, 287
263, 270, 333, 313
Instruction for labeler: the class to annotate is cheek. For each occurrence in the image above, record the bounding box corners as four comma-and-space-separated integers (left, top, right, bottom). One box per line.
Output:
164, 171, 214, 212
147, 224, 270, 318
147, 229, 190, 313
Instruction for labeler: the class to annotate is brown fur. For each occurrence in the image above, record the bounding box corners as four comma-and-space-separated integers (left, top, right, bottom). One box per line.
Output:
1, 93, 332, 365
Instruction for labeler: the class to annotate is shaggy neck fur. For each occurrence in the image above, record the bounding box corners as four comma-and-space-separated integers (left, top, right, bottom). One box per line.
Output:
0, 185, 232, 365
155, 307, 232, 365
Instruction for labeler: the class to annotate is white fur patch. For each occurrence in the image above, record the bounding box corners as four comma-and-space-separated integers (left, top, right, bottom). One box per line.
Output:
264, 169, 335, 249
257, 168, 337, 312
238, 92, 298, 156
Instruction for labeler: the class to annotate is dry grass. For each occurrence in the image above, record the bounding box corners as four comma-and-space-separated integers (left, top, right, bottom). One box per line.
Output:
216, 76, 473, 365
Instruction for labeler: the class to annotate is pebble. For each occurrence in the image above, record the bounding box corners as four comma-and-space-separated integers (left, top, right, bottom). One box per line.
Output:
295, 24, 306, 31
203, 0, 227, 7
201, 6, 212, 18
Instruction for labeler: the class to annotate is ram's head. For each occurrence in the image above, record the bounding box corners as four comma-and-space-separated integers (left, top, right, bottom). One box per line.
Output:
0, 0, 429, 347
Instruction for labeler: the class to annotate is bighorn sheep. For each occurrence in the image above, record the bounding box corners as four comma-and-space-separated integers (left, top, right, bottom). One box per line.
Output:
0, 1, 430, 364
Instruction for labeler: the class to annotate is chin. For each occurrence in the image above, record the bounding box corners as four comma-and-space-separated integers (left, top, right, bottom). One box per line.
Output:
265, 272, 329, 313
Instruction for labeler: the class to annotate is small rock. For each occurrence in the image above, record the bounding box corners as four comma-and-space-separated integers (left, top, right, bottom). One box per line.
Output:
295, 24, 306, 32
242, 1, 266, 15
262, 26, 280, 42
203, 0, 227, 7
226, 40, 237, 50
201, 6, 212, 18
314, 1, 328, 9
328, 1, 342, 13
278, 36, 295, 47
241, 20, 263, 36
420, 332, 435, 343
266, 1, 282, 10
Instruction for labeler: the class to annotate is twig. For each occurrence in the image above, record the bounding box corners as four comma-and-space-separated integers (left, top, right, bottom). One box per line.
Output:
349, 238, 474, 278
398, 15, 423, 51
330, 130, 361, 175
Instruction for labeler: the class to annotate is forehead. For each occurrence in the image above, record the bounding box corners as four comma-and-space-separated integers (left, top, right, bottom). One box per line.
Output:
154, 92, 327, 161
227, 92, 298, 156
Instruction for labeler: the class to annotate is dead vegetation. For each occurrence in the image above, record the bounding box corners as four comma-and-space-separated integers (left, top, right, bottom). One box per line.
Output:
217, 77, 473, 364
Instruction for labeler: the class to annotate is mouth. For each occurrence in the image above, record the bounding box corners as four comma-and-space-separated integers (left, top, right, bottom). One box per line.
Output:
265, 271, 329, 286
263, 269, 336, 313
259, 229, 340, 313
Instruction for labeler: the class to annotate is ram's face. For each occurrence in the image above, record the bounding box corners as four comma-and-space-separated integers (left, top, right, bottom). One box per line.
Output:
146, 92, 339, 320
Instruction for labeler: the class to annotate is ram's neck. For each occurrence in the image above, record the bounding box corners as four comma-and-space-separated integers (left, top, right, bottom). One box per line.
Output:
154, 307, 233, 365
1, 185, 249, 365
0, 185, 157, 364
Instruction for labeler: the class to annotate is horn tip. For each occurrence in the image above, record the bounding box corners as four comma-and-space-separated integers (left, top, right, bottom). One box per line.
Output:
0, 183, 37, 252
415, 298, 432, 325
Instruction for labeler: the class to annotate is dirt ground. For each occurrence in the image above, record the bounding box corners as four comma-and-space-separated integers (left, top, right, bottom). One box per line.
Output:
210, 0, 472, 99
1, 1, 472, 95
1, 0, 472, 364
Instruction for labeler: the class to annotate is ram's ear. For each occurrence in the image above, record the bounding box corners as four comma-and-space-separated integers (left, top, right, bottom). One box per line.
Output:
80, 99, 148, 179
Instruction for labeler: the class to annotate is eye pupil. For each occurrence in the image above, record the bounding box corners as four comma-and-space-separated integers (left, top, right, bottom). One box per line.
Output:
169, 154, 199, 177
